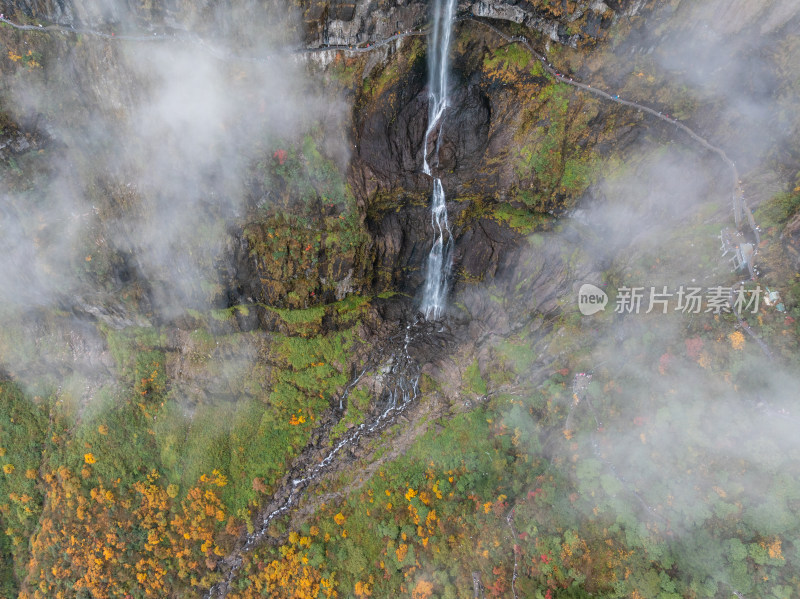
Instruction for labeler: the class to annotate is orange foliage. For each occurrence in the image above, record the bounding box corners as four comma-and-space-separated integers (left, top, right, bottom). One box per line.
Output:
412, 579, 434, 599
21, 468, 232, 598
229, 542, 336, 599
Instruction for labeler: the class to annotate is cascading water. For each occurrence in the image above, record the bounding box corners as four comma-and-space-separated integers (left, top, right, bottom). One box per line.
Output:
206, 319, 426, 599
420, 0, 457, 320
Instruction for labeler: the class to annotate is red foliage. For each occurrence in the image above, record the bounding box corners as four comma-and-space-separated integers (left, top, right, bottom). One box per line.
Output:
528, 488, 544, 500
685, 336, 704, 359
273, 149, 287, 165
658, 352, 672, 374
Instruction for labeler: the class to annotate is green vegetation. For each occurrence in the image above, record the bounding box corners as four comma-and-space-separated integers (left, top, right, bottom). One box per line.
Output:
224, 289, 800, 599
361, 38, 424, 99
329, 54, 364, 88
492, 202, 553, 233
329, 386, 371, 442
464, 358, 487, 395
515, 83, 598, 211
258, 130, 351, 208
755, 187, 800, 229
0, 384, 48, 586
104, 326, 167, 379
245, 131, 370, 310
483, 43, 531, 72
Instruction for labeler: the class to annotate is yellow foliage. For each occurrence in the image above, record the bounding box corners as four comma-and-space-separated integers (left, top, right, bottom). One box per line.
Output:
84, 454, 96, 465
354, 580, 372, 597
333, 512, 346, 525
412, 579, 434, 599
3, 464, 14, 474
729, 331, 745, 350
766, 537, 783, 560
228, 545, 335, 599
432, 483, 442, 499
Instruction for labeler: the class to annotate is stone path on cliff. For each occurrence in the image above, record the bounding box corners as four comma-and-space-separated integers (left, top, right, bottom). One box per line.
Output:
0, 14, 173, 41
0, 14, 428, 59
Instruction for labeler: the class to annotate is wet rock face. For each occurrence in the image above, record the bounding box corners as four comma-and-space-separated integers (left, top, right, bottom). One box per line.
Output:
354, 67, 490, 194
365, 200, 432, 295
469, 0, 620, 47
353, 58, 494, 300
305, 0, 428, 47
431, 82, 491, 178
355, 71, 429, 192
2, 0, 159, 27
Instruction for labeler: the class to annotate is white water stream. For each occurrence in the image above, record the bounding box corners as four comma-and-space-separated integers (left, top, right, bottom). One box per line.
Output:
420, 0, 457, 320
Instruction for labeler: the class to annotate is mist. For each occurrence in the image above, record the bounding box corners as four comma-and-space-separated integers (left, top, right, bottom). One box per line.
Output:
0, 0, 347, 388
460, 0, 800, 593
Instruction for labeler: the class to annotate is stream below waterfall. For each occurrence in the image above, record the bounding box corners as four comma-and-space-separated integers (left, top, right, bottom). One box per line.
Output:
205, 315, 454, 598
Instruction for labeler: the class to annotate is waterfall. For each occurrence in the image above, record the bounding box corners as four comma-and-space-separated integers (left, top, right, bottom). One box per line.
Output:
420, 0, 457, 320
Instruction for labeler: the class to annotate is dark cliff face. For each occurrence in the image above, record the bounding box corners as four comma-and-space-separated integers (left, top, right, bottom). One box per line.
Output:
354, 68, 490, 192
349, 37, 504, 298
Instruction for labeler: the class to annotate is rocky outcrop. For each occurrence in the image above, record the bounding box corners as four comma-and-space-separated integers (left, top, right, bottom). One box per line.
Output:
0, 113, 47, 160
1, 0, 645, 47
782, 210, 800, 273
304, 0, 428, 47
232, 210, 373, 316
469, 0, 612, 47
304, 0, 647, 48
